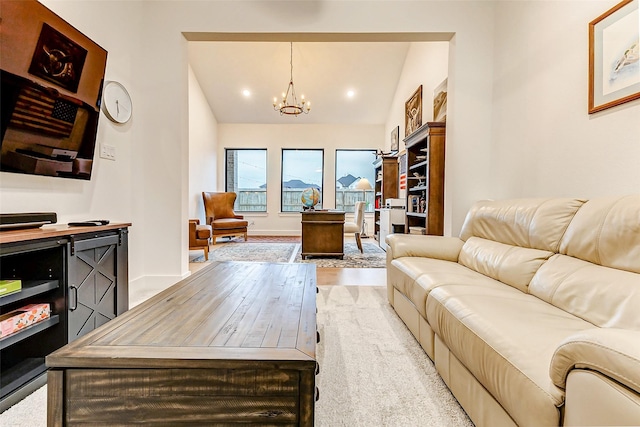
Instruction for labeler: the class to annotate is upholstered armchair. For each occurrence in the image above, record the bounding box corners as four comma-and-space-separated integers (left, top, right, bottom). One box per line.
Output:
202, 192, 248, 244
344, 201, 365, 253
189, 219, 212, 260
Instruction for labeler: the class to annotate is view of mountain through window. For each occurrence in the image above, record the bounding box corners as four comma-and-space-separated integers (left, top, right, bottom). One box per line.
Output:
225, 149, 267, 212
281, 149, 324, 212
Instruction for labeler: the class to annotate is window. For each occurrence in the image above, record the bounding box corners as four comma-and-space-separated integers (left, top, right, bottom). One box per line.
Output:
281, 149, 324, 212
335, 149, 376, 213
225, 149, 267, 212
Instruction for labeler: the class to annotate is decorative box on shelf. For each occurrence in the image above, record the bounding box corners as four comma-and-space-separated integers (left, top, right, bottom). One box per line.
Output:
0, 279, 22, 297
0, 303, 50, 338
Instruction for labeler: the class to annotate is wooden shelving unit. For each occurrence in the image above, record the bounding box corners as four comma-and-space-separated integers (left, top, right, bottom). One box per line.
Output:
373, 155, 399, 243
403, 122, 446, 235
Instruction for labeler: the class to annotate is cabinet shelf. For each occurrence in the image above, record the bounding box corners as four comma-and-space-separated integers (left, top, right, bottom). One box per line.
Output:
0, 315, 60, 350
0, 279, 59, 307
0, 357, 46, 400
409, 161, 428, 170
409, 186, 428, 191
407, 212, 427, 218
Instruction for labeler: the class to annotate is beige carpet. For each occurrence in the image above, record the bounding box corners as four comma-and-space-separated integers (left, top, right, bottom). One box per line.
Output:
316, 285, 472, 426
1, 286, 473, 426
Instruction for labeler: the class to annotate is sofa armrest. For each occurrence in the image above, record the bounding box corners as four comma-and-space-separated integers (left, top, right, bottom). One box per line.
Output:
234, 214, 244, 220
550, 328, 640, 394
385, 234, 464, 261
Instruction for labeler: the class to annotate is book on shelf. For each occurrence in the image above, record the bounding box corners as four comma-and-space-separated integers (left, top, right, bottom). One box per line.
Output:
0, 279, 22, 297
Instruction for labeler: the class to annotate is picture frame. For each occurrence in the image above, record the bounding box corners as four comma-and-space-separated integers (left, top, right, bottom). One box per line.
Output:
28, 23, 87, 93
390, 126, 399, 152
433, 78, 448, 122
405, 85, 422, 137
589, 0, 640, 114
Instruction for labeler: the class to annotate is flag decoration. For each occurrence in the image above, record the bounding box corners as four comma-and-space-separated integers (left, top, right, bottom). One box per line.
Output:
9, 86, 78, 138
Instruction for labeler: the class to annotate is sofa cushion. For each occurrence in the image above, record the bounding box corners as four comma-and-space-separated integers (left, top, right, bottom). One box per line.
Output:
459, 198, 585, 252
458, 237, 554, 293
560, 195, 640, 274
391, 257, 501, 317
529, 254, 640, 330
426, 283, 594, 427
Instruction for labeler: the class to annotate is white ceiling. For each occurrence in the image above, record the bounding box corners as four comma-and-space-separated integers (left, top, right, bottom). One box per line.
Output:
188, 41, 411, 125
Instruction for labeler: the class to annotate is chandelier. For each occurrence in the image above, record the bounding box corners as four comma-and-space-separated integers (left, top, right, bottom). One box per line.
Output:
273, 42, 310, 116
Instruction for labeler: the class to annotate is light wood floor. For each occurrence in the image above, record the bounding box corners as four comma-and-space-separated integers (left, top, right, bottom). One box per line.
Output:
189, 235, 386, 287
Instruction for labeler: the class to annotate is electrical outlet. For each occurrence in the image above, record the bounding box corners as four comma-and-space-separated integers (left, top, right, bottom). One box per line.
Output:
100, 143, 116, 161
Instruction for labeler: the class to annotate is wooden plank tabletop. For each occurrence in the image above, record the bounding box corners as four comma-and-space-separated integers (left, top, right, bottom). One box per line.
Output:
46, 261, 317, 370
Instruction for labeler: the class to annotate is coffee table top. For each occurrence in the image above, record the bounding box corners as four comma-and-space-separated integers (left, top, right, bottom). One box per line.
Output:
47, 262, 317, 370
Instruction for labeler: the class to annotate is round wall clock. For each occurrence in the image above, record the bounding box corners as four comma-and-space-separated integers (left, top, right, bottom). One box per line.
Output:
102, 80, 132, 124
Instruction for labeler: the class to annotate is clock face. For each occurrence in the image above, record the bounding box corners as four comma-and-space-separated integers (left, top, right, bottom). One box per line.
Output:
102, 81, 132, 123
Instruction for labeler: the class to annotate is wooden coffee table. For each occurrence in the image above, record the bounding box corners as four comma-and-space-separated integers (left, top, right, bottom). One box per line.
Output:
47, 262, 317, 426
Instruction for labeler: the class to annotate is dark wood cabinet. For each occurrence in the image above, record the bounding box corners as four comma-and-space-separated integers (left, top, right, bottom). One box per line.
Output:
0, 224, 129, 411
403, 122, 446, 235
301, 210, 345, 259
373, 156, 399, 243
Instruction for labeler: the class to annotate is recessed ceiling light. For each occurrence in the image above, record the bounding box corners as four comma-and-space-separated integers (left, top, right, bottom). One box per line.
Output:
242, 89, 251, 97
347, 90, 355, 98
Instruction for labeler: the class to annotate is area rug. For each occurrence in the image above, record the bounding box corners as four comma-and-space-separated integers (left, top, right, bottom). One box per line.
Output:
316, 285, 473, 426
295, 242, 386, 268
190, 242, 298, 263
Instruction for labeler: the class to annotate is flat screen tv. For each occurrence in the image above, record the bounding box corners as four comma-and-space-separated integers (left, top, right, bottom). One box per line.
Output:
0, 0, 107, 180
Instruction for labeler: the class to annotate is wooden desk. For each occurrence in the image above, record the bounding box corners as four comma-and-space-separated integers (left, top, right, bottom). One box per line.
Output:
46, 262, 317, 426
301, 210, 345, 259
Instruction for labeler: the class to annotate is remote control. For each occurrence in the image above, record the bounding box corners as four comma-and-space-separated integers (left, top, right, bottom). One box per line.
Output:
68, 220, 110, 227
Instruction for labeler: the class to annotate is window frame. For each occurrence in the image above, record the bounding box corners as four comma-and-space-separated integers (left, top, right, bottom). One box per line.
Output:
280, 148, 325, 213
224, 148, 268, 213
335, 149, 377, 213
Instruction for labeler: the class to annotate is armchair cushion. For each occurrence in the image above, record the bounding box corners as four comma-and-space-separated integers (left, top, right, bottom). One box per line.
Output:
212, 218, 248, 231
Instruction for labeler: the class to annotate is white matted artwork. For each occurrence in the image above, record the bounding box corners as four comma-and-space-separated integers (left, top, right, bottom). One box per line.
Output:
589, 0, 640, 113
433, 78, 448, 122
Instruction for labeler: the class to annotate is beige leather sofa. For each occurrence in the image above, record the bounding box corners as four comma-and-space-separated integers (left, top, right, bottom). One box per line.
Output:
386, 196, 640, 427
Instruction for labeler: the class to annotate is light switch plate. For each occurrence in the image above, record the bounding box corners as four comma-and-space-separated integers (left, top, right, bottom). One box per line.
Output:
100, 143, 116, 161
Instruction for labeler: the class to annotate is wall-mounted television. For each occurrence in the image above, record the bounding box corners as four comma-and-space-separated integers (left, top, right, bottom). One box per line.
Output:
0, 0, 107, 180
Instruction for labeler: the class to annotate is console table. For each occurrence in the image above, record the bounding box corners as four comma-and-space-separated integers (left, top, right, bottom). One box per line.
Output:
301, 210, 345, 259
47, 261, 317, 426
0, 223, 129, 411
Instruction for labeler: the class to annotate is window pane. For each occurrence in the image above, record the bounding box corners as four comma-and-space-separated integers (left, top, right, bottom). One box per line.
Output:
281, 149, 323, 212
225, 149, 267, 212
336, 150, 376, 213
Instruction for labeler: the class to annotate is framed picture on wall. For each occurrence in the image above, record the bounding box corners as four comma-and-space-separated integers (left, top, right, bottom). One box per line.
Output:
588, 0, 640, 113
28, 23, 88, 93
390, 126, 399, 152
405, 85, 422, 137
433, 78, 448, 122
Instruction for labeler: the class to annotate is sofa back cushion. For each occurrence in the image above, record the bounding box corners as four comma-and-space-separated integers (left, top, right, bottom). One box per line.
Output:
459, 198, 585, 252
459, 237, 554, 293
530, 254, 640, 330
559, 195, 640, 274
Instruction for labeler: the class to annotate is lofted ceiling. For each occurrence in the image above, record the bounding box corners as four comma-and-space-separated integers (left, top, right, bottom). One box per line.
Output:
188, 41, 412, 125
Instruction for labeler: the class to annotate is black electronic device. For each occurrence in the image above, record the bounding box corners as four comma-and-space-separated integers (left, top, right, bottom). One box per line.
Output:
0, 212, 58, 230
68, 220, 110, 227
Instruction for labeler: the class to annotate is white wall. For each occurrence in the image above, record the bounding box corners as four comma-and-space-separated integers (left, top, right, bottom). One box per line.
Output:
385, 42, 450, 152
217, 124, 384, 235
489, 1, 640, 199
188, 66, 218, 223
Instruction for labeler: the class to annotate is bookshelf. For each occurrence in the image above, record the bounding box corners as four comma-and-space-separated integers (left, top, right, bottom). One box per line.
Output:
373, 155, 399, 243
403, 122, 446, 235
